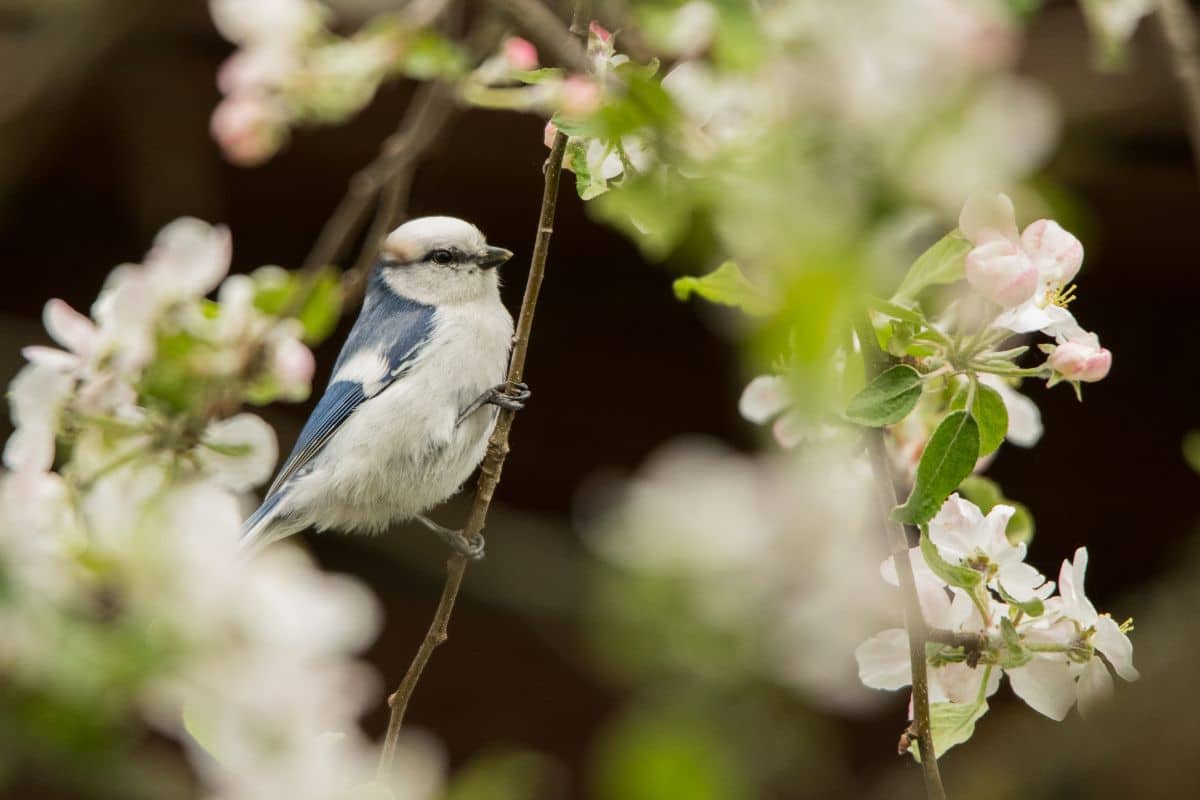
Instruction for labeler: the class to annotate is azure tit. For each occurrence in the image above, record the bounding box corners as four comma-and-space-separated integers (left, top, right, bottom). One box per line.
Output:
242, 216, 529, 557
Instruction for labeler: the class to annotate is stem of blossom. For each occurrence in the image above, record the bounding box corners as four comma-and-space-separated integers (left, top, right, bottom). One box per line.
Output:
376, 126, 571, 777
927, 628, 990, 655
855, 315, 947, 800
1156, 0, 1200, 185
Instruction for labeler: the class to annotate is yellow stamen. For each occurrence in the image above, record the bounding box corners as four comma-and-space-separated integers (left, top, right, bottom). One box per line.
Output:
1049, 283, 1078, 308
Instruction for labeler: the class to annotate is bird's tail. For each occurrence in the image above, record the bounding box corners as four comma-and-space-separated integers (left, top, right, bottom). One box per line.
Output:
240, 491, 305, 555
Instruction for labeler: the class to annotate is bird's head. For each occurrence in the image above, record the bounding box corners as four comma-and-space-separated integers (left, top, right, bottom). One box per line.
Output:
374, 216, 513, 306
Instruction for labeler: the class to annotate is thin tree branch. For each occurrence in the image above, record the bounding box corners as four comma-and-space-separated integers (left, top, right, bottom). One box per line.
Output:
490, 0, 589, 73
376, 125, 571, 777
1157, 0, 1200, 186
854, 315, 947, 800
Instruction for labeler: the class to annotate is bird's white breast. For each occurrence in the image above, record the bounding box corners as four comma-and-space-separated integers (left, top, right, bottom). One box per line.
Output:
290, 294, 514, 533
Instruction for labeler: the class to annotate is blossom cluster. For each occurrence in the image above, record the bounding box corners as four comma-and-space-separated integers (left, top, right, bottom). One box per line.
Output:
587, 440, 898, 713
856, 494, 1137, 753
209, 0, 446, 165
1, 220, 441, 798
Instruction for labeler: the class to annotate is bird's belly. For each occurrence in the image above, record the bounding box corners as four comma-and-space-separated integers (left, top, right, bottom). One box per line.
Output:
299, 321, 507, 533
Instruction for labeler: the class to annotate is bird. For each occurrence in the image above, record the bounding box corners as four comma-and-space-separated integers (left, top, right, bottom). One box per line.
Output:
242, 216, 529, 558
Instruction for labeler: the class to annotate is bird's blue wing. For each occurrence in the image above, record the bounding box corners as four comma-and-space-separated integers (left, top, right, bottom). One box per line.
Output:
264, 275, 436, 498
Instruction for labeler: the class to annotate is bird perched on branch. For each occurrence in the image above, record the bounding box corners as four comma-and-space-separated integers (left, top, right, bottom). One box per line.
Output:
242, 216, 528, 558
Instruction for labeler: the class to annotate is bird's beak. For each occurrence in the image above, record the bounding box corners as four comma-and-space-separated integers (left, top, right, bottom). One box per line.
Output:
478, 246, 514, 270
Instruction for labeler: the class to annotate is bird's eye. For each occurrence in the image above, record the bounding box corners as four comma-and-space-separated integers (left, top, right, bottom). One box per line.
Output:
430, 249, 454, 265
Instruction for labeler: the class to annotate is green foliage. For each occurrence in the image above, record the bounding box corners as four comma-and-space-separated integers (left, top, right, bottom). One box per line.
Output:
919, 530, 982, 590
914, 699, 990, 760
400, 30, 469, 80
251, 266, 343, 344
957, 475, 1036, 546
445, 749, 558, 800
951, 382, 1008, 457
591, 170, 695, 259
890, 230, 972, 303
998, 583, 1044, 620
673, 261, 769, 315
893, 410, 980, 525
591, 711, 751, 800
845, 365, 923, 426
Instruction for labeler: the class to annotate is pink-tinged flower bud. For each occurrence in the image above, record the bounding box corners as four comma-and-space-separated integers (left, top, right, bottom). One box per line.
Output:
1049, 336, 1111, 383
210, 93, 286, 167
503, 37, 539, 70
1020, 219, 1083, 286
589, 21, 613, 43
274, 336, 315, 386
543, 121, 559, 149
560, 75, 603, 116
964, 239, 1038, 307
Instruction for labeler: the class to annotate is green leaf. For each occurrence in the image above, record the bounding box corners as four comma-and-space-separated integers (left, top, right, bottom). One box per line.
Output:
891, 230, 972, 303
998, 617, 1033, 668
912, 700, 990, 760
845, 365, 923, 426
893, 410, 980, 525
919, 530, 982, 590
401, 31, 469, 80
951, 383, 1008, 457
512, 67, 564, 84
673, 262, 770, 315
997, 583, 1045, 619
445, 749, 556, 800
252, 266, 343, 345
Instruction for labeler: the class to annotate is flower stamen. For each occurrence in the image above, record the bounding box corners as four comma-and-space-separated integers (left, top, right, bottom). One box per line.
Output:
1048, 283, 1078, 308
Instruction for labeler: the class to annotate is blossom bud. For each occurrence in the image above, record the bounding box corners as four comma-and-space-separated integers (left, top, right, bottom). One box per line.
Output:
1049, 336, 1111, 383
543, 121, 559, 149
559, 75, 603, 116
210, 93, 286, 166
272, 336, 316, 395
589, 21, 613, 43
502, 37, 539, 70
964, 239, 1038, 307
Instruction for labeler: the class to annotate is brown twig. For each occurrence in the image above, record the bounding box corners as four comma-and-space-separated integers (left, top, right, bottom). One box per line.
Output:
855, 315, 947, 800
376, 126, 571, 777
1157, 0, 1200, 186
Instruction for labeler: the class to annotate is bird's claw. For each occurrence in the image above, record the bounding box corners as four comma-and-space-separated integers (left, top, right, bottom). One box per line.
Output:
489, 381, 531, 412
417, 514, 486, 560
446, 529, 486, 560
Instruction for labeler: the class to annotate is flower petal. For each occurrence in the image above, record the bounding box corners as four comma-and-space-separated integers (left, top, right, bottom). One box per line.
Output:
1020, 219, 1083, 286
197, 413, 278, 491
979, 374, 1042, 447
43, 299, 98, 357
959, 192, 1019, 244
1075, 658, 1113, 718
738, 375, 790, 424
1093, 615, 1139, 682
146, 218, 233, 300
1058, 547, 1098, 625
1006, 655, 1077, 720
855, 629, 911, 690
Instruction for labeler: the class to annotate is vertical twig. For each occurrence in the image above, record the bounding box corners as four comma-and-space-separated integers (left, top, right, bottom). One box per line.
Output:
854, 316, 946, 800
377, 128, 571, 776
1157, 0, 1200, 185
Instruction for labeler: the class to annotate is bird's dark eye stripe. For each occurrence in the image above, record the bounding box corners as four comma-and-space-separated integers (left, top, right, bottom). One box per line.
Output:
425, 248, 464, 265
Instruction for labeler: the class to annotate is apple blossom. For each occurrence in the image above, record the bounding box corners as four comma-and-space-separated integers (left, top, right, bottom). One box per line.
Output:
502, 37, 539, 71
1049, 332, 1112, 383
660, 1, 719, 59
211, 93, 289, 166
559, 75, 603, 117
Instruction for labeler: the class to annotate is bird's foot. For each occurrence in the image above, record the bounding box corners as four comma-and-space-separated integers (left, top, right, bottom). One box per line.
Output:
487, 381, 531, 412
416, 514, 485, 560
456, 382, 531, 426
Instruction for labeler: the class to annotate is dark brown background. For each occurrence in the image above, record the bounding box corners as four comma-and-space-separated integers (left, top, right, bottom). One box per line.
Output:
1, 1, 1197, 797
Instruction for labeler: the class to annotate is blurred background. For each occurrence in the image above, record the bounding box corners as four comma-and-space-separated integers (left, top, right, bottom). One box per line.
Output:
2, 0, 1199, 797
